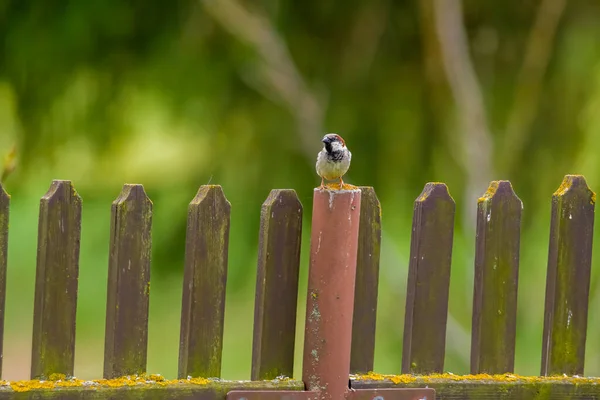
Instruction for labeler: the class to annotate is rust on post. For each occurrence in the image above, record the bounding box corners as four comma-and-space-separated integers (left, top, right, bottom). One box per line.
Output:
252, 189, 303, 380
103, 184, 153, 379
302, 187, 362, 400
31, 180, 82, 379
0, 183, 9, 377
541, 175, 595, 376
402, 183, 455, 374
178, 185, 230, 379
471, 181, 522, 374
350, 187, 382, 375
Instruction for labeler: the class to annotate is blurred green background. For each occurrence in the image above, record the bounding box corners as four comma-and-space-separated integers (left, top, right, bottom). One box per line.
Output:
2, 0, 600, 381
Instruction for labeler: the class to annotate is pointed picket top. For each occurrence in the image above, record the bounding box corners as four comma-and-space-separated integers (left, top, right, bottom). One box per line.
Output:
541, 174, 595, 376
477, 180, 522, 205
104, 183, 153, 379
179, 185, 231, 379
0, 182, 9, 377
189, 184, 231, 209
552, 174, 596, 202
415, 182, 455, 204
112, 183, 152, 207
252, 189, 303, 380
403, 182, 455, 374
471, 180, 522, 374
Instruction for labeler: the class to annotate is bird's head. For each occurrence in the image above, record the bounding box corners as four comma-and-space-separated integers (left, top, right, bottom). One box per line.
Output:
322, 133, 346, 153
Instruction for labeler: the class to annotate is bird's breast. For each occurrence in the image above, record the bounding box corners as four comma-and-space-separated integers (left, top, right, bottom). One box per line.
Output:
315, 150, 350, 180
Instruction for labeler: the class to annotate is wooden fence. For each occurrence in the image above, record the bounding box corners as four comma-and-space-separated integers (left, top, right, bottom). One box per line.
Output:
0, 175, 598, 399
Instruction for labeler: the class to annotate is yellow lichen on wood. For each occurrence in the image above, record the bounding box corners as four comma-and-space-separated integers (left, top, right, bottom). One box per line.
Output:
0, 374, 212, 393
478, 181, 500, 203
352, 372, 600, 385
552, 175, 596, 205
553, 175, 576, 197
322, 182, 359, 191
416, 182, 452, 203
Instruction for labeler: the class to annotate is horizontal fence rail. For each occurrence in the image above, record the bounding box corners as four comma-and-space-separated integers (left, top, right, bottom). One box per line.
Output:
0, 175, 596, 399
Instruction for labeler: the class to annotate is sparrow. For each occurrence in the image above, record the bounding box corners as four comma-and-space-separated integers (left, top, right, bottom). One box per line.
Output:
315, 133, 352, 189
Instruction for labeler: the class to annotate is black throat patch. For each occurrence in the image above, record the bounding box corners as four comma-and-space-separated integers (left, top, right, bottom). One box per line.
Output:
325, 143, 344, 162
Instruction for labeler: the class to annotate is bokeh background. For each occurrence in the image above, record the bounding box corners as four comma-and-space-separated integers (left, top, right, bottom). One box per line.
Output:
2, 0, 600, 381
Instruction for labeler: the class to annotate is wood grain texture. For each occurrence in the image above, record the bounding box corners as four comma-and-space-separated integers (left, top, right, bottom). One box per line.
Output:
471, 181, 522, 374
0, 183, 9, 378
0, 380, 305, 399
178, 185, 230, 379
251, 189, 302, 380
402, 182, 455, 374
103, 184, 153, 379
350, 186, 381, 374
352, 378, 600, 399
541, 175, 595, 376
31, 180, 82, 379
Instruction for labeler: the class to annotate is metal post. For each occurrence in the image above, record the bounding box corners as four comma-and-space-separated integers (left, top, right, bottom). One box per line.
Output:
302, 187, 362, 399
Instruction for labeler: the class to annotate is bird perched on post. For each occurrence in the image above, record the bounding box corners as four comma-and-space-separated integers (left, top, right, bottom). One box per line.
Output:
316, 133, 352, 189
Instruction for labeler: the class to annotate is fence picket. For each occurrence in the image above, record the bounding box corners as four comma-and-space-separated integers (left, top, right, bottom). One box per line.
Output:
402, 182, 455, 374
103, 184, 152, 379
541, 175, 595, 376
0, 183, 9, 378
251, 189, 303, 380
178, 185, 230, 379
31, 180, 82, 379
350, 186, 382, 374
471, 180, 522, 374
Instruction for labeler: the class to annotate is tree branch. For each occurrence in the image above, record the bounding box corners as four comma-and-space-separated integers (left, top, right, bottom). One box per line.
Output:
432, 0, 494, 229
501, 0, 567, 174
199, 0, 325, 161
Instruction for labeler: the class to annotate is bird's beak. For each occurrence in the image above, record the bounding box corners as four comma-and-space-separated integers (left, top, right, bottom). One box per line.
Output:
322, 137, 331, 144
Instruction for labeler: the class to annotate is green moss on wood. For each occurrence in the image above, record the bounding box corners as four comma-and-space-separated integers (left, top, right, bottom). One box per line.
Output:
178, 185, 231, 379
353, 373, 600, 399
403, 182, 455, 374
0, 375, 303, 398
351, 187, 381, 374
32, 180, 82, 379
472, 181, 522, 374
104, 184, 152, 379
542, 175, 595, 376
0, 183, 8, 377
252, 189, 303, 381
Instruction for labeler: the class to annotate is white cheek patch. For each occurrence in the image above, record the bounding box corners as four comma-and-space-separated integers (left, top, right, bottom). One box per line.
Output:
330, 142, 344, 152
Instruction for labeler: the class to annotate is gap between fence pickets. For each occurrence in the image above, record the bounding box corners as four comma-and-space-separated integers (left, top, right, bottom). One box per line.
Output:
226, 388, 435, 400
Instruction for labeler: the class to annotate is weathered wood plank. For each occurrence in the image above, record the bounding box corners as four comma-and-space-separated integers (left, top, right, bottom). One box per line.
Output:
0, 379, 305, 399
352, 377, 600, 400
350, 186, 382, 374
402, 182, 455, 374
178, 185, 230, 379
541, 175, 595, 376
471, 181, 522, 374
251, 189, 302, 380
31, 180, 82, 379
0, 183, 9, 377
104, 184, 153, 379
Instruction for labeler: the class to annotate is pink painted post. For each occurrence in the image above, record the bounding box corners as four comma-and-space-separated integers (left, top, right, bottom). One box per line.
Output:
303, 187, 362, 400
